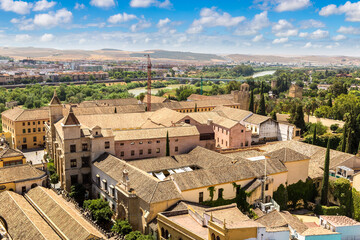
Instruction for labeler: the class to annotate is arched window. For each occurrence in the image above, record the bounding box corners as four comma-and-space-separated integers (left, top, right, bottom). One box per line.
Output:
216, 236, 220, 240
161, 228, 165, 237
211, 233, 215, 240
165, 230, 169, 238
31, 183, 38, 189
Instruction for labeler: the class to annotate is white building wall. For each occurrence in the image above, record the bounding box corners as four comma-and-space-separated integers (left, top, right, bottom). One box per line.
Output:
257, 227, 290, 240
278, 123, 294, 141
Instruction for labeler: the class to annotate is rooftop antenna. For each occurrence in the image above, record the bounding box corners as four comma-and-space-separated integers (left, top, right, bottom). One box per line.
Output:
145, 54, 152, 111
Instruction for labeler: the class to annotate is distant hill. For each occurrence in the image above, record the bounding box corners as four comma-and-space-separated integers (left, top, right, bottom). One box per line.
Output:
130, 50, 224, 61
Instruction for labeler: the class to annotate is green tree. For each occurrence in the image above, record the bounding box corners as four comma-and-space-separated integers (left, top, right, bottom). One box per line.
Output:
69, 184, 86, 206
341, 126, 347, 152
256, 82, 266, 116
273, 184, 288, 210
112, 220, 132, 236
249, 90, 254, 112
327, 96, 333, 107
312, 126, 317, 145
321, 139, 331, 206
137, 92, 145, 102
166, 131, 170, 156
293, 104, 306, 133
271, 111, 277, 121
194, 103, 197, 112
332, 178, 352, 217
50, 173, 59, 186
125, 231, 152, 240
83, 199, 113, 224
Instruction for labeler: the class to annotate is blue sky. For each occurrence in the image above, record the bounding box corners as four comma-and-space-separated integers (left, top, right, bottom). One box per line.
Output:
1, 0, 360, 55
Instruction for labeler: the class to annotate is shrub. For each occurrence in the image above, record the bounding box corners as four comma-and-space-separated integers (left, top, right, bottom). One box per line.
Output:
273, 184, 288, 210
83, 199, 113, 224
50, 173, 59, 185
330, 124, 339, 132
315, 205, 346, 215
125, 231, 152, 240
69, 184, 86, 206
112, 220, 132, 236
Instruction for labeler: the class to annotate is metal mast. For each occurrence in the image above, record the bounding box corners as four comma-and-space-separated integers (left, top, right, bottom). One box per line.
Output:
145, 54, 152, 111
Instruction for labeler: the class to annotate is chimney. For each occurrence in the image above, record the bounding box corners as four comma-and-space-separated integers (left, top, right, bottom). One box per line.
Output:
207, 119, 213, 125
122, 169, 130, 191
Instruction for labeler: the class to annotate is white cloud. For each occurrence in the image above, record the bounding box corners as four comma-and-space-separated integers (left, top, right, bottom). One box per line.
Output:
272, 19, 298, 37
0, 0, 32, 14
332, 34, 346, 41
90, 0, 114, 8
108, 13, 137, 24
187, 7, 245, 34
130, 19, 151, 32
272, 37, 288, 44
234, 11, 269, 36
40, 33, 54, 42
130, 0, 172, 9
11, 17, 35, 30
74, 3, 85, 10
157, 18, 170, 28
298, 32, 308, 38
337, 26, 360, 35
34, 8, 72, 28
275, 0, 311, 12
33, 0, 56, 11
299, 19, 325, 29
303, 42, 322, 48
310, 29, 329, 39
15, 34, 31, 42
319, 1, 360, 22
252, 34, 263, 42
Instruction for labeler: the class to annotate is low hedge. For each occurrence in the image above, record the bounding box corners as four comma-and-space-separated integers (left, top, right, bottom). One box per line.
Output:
315, 204, 346, 215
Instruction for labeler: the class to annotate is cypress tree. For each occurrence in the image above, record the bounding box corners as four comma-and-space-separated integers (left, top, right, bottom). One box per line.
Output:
166, 131, 170, 156
345, 130, 353, 154
249, 90, 254, 112
194, 103, 197, 112
341, 126, 347, 152
271, 111, 277, 121
256, 82, 266, 116
312, 126, 317, 145
321, 139, 331, 206
293, 104, 306, 133
327, 96, 332, 107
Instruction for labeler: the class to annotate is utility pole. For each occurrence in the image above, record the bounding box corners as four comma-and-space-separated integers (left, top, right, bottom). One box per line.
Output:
145, 54, 152, 111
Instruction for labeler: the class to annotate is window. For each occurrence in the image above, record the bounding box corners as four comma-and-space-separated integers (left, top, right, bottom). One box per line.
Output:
148, 149, 152, 154
82, 173, 90, 184
33, 122, 35, 125
226, 141, 228, 147
175, 139, 178, 142
199, 192, 203, 203
139, 150, 143, 155
103, 180, 107, 190
22, 186, 26, 193
43, 136, 45, 141
33, 136, 37, 142
120, 143, 124, 146
131, 142, 135, 145
22, 122, 25, 126
96, 175, 100, 185
139, 141, 143, 144
131, 150, 135, 156
156, 148, 160, 153
156, 140, 160, 143
82, 156, 90, 167
70, 144, 76, 153
22, 129, 25, 133
218, 188, 224, 199
175, 146, 178, 152
111, 186, 115, 197
38, 121, 40, 124
23, 138, 26, 143
33, 128, 36, 132
265, 184, 269, 191
38, 128, 41, 132
148, 141, 152, 144
27, 122, 30, 126
184, 119, 190, 124
105, 141, 110, 149
43, 127, 45, 131
221, 139, 223, 144
27, 129, 31, 133
241, 129, 244, 133
70, 159, 77, 168
71, 175, 78, 186
82, 143, 88, 151
43, 121, 45, 124
120, 151, 124, 157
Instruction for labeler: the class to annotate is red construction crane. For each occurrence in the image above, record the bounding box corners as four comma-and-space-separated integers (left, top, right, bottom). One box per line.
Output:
145, 54, 152, 111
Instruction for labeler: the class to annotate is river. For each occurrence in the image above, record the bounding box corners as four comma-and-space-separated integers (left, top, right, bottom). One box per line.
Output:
128, 84, 185, 96
252, 70, 276, 78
